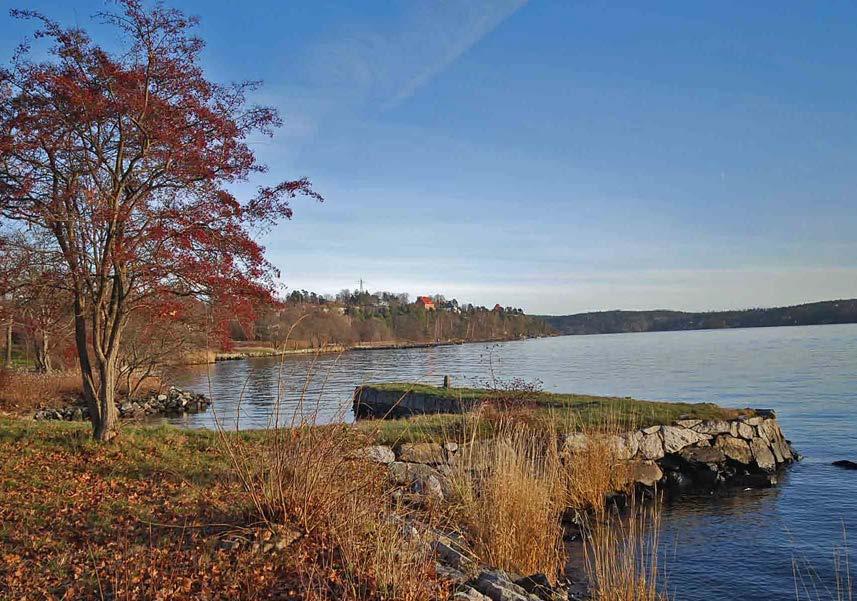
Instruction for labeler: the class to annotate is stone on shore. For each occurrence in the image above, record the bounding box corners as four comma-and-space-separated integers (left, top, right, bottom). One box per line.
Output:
397, 442, 447, 465
714, 435, 753, 464
661, 425, 707, 453
639, 432, 665, 460
353, 445, 396, 464
627, 461, 663, 487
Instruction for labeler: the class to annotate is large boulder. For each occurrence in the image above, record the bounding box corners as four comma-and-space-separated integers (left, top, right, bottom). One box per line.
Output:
627, 461, 663, 487
639, 432, 664, 460
661, 426, 707, 454
749, 438, 777, 472
472, 570, 541, 601
388, 461, 453, 498
714, 435, 753, 464
693, 420, 732, 435
397, 442, 446, 465
730, 421, 756, 440
679, 445, 726, 466
609, 431, 642, 460
352, 445, 396, 464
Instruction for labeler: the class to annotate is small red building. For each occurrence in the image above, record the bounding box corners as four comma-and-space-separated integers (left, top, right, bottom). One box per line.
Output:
416, 296, 436, 311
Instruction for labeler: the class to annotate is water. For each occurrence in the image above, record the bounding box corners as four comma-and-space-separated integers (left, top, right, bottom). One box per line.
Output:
172, 324, 857, 600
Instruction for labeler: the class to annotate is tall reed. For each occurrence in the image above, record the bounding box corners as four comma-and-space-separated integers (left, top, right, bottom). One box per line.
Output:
448, 418, 567, 579
563, 428, 632, 514
793, 527, 853, 601
213, 327, 445, 600
582, 501, 668, 601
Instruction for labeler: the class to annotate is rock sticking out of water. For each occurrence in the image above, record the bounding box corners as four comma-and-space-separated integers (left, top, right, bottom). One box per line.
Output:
832, 460, 857, 470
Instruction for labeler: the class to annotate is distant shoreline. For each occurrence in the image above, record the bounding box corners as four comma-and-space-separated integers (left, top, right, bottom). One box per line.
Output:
540, 299, 857, 336
204, 334, 554, 363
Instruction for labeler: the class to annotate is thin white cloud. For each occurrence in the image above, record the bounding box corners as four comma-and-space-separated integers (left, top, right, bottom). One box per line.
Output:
301, 0, 528, 112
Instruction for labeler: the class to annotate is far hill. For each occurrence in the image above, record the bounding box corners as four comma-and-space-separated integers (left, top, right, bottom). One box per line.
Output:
540, 299, 857, 335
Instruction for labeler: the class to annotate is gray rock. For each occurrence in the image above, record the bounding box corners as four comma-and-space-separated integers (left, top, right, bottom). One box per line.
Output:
692, 420, 732, 435
434, 538, 472, 569
354, 445, 396, 464
412, 474, 444, 501
750, 438, 777, 472
674, 419, 702, 428
435, 563, 466, 585
473, 570, 540, 601
714, 435, 753, 464
757, 419, 783, 444
641, 425, 661, 435
627, 461, 663, 487
731, 421, 756, 440
771, 438, 793, 464
661, 425, 706, 453
157, 394, 167, 402
679, 445, 726, 466
388, 462, 452, 497
562, 432, 590, 454
742, 416, 764, 426
639, 433, 664, 460
454, 587, 492, 601
608, 432, 640, 460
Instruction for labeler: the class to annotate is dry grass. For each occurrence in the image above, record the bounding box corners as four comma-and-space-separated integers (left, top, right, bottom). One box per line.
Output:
563, 429, 632, 513
0, 368, 81, 412
447, 418, 567, 580
583, 501, 668, 601
217, 362, 447, 601
0, 368, 163, 414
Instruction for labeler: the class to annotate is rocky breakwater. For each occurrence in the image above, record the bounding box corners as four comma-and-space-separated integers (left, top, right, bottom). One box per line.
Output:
34, 387, 211, 421
565, 411, 798, 491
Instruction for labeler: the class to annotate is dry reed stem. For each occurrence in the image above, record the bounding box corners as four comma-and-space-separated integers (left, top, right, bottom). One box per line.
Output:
448, 418, 567, 580
583, 501, 668, 601
214, 324, 445, 600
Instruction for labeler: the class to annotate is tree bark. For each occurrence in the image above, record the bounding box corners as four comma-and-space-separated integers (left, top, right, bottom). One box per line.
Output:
73, 300, 119, 441
94, 360, 119, 441
34, 330, 51, 373
3, 321, 11, 368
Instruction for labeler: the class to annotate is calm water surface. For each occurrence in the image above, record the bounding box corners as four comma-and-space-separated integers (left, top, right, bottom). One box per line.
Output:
172, 324, 857, 600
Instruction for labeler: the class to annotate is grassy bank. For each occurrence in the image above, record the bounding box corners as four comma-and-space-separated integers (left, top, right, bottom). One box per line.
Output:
1, 378, 746, 599
0, 411, 670, 600
356, 382, 749, 444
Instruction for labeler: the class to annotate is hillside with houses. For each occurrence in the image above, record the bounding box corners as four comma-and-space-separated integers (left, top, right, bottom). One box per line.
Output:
232, 289, 551, 350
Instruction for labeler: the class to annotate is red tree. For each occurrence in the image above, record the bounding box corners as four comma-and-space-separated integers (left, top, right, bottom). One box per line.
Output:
0, 1, 321, 440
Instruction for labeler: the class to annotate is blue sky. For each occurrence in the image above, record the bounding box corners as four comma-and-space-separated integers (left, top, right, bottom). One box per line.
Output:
3, 1, 857, 314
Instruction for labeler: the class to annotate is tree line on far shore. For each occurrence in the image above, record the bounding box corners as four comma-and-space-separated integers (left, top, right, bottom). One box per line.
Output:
541, 299, 857, 335
244, 289, 551, 348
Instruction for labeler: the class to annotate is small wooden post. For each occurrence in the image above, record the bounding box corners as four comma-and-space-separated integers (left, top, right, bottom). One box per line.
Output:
443, 375, 451, 388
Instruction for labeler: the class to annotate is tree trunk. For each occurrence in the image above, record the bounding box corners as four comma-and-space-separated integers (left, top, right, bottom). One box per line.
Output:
94, 360, 119, 441
3, 320, 11, 367
34, 330, 51, 373
73, 301, 119, 441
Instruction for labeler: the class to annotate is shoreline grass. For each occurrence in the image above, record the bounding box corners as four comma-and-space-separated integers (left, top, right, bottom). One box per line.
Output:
356, 382, 750, 445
